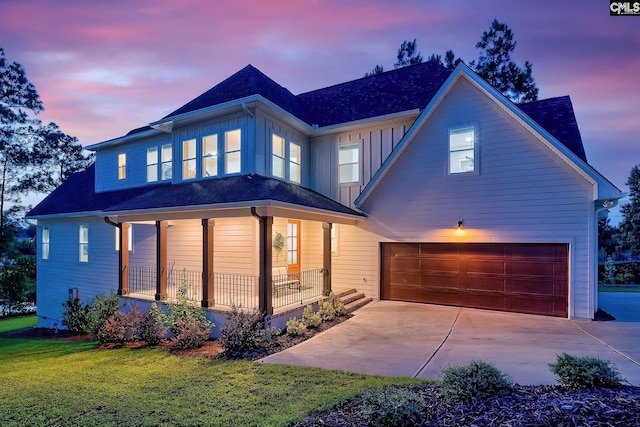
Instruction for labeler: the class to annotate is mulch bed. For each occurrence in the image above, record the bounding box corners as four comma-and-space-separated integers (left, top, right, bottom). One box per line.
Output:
293, 383, 640, 427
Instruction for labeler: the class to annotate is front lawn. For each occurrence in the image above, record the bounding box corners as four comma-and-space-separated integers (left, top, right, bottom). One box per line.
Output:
0, 319, 420, 427
0, 315, 37, 333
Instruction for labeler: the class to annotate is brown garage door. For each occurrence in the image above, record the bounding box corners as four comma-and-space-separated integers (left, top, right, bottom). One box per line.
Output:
381, 243, 568, 317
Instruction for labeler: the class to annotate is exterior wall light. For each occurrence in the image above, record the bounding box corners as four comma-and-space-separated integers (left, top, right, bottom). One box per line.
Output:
457, 220, 464, 229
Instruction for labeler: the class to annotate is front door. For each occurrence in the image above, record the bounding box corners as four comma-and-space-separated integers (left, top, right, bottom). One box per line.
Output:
287, 220, 301, 275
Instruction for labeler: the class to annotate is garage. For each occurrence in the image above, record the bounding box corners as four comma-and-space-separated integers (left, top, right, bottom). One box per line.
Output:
380, 243, 568, 317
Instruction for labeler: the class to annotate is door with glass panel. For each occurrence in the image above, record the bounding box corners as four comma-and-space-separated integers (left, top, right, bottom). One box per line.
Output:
287, 220, 301, 276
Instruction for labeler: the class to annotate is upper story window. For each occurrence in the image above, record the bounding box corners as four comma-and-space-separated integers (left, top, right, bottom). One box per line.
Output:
271, 134, 302, 184
272, 135, 285, 179
225, 129, 241, 174
147, 148, 158, 182
338, 144, 359, 184
203, 134, 218, 177
182, 138, 197, 180
449, 126, 476, 174
79, 225, 89, 262
161, 144, 172, 180
148, 145, 173, 182
42, 227, 50, 260
289, 142, 301, 184
118, 153, 127, 180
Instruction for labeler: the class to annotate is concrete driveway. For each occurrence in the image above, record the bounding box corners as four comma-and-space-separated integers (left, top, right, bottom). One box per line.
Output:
260, 301, 640, 385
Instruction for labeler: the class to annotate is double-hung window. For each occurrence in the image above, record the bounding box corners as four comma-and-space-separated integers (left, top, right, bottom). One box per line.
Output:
338, 144, 359, 184
147, 148, 159, 182
272, 135, 285, 179
202, 134, 218, 177
79, 225, 89, 262
118, 153, 127, 180
161, 144, 172, 180
449, 126, 476, 174
289, 142, 301, 184
182, 139, 197, 180
42, 227, 50, 260
225, 129, 242, 174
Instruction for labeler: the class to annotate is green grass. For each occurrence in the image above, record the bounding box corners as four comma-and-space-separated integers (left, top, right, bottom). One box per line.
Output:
0, 315, 37, 333
0, 317, 421, 427
599, 285, 640, 293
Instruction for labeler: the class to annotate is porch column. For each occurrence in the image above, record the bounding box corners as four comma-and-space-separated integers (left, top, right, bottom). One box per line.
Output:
258, 215, 274, 315
201, 218, 215, 308
322, 222, 332, 296
118, 222, 130, 296
155, 220, 168, 301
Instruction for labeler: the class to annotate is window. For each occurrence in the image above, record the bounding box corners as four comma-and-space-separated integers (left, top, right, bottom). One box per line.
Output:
449, 126, 476, 174
161, 144, 172, 180
289, 142, 301, 184
203, 134, 218, 177
79, 225, 89, 262
147, 148, 158, 182
338, 144, 359, 184
182, 138, 197, 180
42, 227, 50, 260
272, 135, 285, 179
225, 129, 241, 174
115, 226, 133, 252
118, 153, 126, 180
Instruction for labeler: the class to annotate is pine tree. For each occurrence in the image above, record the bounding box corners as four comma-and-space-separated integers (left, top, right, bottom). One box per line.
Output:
394, 39, 423, 68
618, 165, 640, 257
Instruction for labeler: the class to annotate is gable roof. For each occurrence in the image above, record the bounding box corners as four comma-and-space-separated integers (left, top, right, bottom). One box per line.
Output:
519, 96, 587, 163
26, 165, 362, 219
355, 63, 621, 206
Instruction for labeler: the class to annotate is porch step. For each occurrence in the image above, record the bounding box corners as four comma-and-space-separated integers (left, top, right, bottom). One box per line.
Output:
334, 289, 373, 314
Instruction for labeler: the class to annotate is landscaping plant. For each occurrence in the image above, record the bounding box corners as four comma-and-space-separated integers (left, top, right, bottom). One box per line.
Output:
285, 317, 307, 336
361, 387, 424, 427
301, 304, 321, 328
440, 360, 514, 404
548, 353, 623, 389
84, 293, 119, 338
220, 305, 267, 358
61, 296, 88, 334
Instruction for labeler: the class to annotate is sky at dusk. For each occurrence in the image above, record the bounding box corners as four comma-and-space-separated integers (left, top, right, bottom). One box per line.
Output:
1, 0, 639, 222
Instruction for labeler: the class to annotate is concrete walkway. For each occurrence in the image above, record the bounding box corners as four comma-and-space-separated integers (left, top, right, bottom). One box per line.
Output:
260, 301, 640, 385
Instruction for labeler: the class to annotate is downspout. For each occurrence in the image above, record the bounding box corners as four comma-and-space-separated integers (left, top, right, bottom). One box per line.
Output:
104, 216, 119, 229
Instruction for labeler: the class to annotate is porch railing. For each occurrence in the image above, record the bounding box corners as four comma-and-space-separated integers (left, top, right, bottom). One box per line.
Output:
272, 268, 325, 309
128, 265, 324, 311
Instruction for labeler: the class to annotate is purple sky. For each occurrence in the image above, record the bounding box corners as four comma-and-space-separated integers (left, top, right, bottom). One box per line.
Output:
2, 0, 639, 222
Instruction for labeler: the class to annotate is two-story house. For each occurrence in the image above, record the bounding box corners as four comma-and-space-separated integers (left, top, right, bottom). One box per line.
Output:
28, 62, 621, 331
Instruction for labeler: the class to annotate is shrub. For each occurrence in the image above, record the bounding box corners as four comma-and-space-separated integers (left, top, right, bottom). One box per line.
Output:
548, 353, 623, 389
286, 317, 307, 336
361, 387, 424, 427
155, 282, 213, 349
328, 291, 346, 316
138, 304, 167, 346
172, 319, 212, 350
84, 293, 119, 338
220, 306, 265, 358
318, 300, 335, 322
97, 304, 145, 345
301, 304, 321, 328
440, 360, 514, 404
61, 297, 88, 334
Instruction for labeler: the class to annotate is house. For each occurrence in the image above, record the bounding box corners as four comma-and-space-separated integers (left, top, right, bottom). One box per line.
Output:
27, 61, 622, 331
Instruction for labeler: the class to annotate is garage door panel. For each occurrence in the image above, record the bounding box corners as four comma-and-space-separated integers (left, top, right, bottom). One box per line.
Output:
381, 243, 568, 317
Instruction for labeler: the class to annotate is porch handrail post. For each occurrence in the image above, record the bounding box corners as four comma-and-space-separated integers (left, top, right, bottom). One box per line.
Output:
258, 215, 273, 315
155, 220, 168, 301
201, 218, 215, 308
322, 222, 332, 296
118, 222, 130, 296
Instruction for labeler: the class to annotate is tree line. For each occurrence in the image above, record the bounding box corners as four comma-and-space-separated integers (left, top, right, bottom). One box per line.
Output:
1, 47, 92, 315
365, 19, 538, 103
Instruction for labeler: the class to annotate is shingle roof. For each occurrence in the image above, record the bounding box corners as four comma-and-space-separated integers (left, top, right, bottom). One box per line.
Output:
26, 165, 362, 218
518, 96, 587, 162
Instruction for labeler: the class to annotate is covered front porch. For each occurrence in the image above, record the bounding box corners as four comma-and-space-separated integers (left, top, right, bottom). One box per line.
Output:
110, 205, 359, 315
